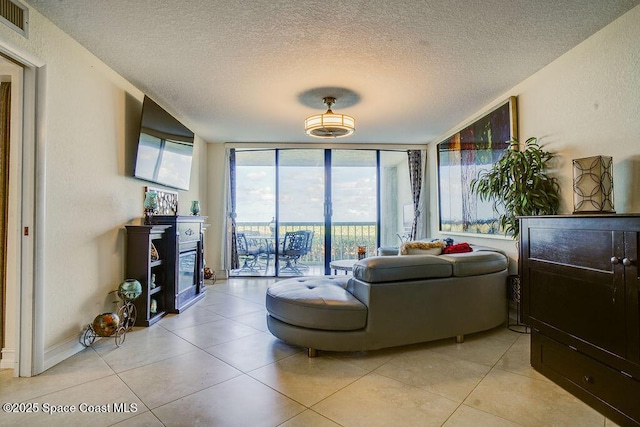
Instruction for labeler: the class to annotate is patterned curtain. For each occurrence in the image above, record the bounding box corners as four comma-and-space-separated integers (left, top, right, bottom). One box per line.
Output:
228, 148, 239, 270
407, 150, 422, 240
0, 82, 10, 352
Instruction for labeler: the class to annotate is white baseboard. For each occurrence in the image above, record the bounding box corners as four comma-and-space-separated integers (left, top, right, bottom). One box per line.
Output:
43, 334, 85, 372
0, 348, 16, 369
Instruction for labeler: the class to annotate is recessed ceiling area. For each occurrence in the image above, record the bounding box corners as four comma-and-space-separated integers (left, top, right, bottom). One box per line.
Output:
27, 0, 640, 144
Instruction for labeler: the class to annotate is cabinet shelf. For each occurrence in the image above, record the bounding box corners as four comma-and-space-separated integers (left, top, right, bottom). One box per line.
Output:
125, 224, 172, 327
148, 310, 166, 325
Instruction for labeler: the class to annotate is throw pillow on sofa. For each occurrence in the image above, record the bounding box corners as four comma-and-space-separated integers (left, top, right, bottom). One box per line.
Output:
400, 240, 444, 255
442, 242, 473, 254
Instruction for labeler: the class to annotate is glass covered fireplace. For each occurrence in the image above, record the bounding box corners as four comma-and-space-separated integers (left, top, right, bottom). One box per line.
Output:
149, 215, 206, 313
178, 246, 197, 295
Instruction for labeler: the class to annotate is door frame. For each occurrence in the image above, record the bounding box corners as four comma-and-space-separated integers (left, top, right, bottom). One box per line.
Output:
0, 41, 45, 377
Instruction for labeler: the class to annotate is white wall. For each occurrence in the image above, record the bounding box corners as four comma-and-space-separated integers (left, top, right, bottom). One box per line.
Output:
0, 5, 207, 369
428, 4, 640, 269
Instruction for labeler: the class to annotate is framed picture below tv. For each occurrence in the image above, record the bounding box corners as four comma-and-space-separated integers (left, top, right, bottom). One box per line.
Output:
134, 96, 194, 191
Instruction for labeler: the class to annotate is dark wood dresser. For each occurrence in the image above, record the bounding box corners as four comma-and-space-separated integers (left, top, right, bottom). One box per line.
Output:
519, 215, 639, 426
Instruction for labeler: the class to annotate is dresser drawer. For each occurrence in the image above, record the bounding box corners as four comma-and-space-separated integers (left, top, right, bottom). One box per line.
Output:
532, 332, 640, 425
178, 222, 201, 243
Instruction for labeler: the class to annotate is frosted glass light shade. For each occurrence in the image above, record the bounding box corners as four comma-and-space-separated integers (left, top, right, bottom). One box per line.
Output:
305, 111, 355, 138
572, 156, 614, 213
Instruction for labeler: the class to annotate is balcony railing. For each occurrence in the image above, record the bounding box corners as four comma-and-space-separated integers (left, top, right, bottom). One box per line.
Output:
236, 221, 377, 264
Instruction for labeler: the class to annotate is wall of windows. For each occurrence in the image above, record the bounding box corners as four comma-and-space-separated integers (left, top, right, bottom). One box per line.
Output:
229, 148, 422, 277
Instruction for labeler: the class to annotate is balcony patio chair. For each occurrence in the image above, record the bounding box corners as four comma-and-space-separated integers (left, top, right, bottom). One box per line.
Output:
278, 230, 309, 275
294, 230, 314, 272
234, 232, 264, 274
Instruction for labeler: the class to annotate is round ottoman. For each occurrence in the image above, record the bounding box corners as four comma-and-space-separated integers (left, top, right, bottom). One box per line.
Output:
266, 276, 367, 332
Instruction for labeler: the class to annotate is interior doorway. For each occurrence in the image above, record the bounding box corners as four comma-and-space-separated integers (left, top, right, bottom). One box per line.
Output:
0, 54, 21, 371
0, 45, 42, 377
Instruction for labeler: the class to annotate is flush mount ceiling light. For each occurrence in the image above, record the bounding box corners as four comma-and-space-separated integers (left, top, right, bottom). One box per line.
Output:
304, 97, 355, 138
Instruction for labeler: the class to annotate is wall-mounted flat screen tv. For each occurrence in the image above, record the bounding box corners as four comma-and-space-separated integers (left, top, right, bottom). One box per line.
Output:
134, 96, 194, 191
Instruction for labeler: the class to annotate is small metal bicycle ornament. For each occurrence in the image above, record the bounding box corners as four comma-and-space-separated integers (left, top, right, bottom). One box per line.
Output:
81, 279, 142, 348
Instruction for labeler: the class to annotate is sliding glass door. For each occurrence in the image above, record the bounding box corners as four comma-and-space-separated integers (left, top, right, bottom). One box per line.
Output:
232, 150, 276, 276
230, 148, 418, 277
278, 150, 326, 275
330, 150, 378, 266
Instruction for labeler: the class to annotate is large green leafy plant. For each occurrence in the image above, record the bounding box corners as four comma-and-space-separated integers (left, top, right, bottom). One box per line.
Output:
470, 137, 560, 239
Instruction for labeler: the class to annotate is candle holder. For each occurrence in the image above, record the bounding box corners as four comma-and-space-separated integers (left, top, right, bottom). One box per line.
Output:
190, 200, 201, 215
143, 190, 159, 224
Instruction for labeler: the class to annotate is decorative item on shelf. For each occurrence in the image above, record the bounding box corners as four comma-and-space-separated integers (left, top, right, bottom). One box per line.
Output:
150, 298, 158, 315
150, 242, 159, 261
572, 155, 615, 213
150, 273, 156, 289
190, 200, 201, 215
357, 246, 367, 260
145, 186, 178, 215
143, 190, 159, 224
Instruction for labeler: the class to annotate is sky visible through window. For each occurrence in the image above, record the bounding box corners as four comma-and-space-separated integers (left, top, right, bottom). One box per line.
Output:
236, 165, 376, 223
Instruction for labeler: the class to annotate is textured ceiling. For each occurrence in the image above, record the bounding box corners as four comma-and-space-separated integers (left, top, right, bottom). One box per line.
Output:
27, 0, 640, 144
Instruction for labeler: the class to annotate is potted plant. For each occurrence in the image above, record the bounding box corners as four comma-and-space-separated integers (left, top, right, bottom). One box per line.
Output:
470, 137, 560, 240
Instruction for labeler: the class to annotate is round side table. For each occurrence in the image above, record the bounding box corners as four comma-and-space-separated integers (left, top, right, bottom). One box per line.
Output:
329, 259, 357, 274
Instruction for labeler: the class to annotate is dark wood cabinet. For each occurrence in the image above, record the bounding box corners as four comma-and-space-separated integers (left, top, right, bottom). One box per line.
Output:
148, 215, 207, 313
520, 215, 640, 426
125, 224, 172, 326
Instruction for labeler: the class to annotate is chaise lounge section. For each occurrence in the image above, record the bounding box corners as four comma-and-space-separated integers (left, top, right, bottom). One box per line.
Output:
266, 246, 508, 356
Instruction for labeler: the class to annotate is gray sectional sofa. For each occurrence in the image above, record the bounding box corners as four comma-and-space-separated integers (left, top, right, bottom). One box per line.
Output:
266, 246, 508, 356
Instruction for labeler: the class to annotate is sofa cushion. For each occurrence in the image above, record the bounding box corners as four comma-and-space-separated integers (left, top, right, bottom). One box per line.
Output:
353, 255, 452, 283
439, 250, 507, 277
266, 277, 367, 331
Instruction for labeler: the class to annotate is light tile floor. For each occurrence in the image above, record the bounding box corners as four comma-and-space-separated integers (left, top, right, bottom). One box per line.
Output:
0, 278, 621, 427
